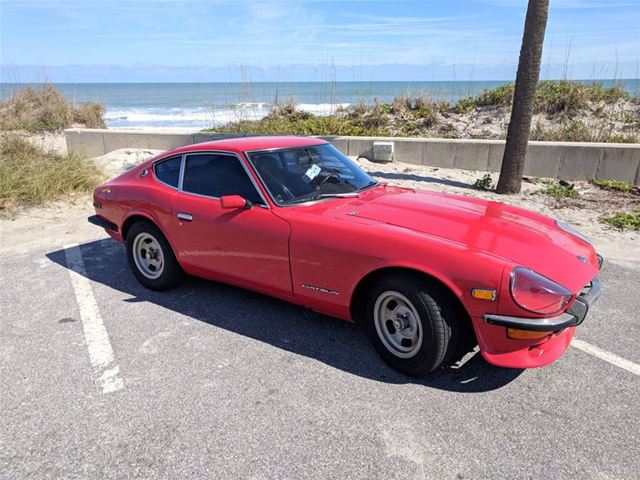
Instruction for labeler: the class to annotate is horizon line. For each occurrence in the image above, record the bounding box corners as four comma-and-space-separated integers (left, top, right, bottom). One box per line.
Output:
3, 78, 639, 85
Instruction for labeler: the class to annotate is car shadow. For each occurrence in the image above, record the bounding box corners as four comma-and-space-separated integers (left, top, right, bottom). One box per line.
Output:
367, 170, 478, 190
47, 239, 523, 393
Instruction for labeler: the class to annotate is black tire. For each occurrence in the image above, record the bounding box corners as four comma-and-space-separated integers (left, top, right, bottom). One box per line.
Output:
125, 220, 183, 290
363, 273, 462, 377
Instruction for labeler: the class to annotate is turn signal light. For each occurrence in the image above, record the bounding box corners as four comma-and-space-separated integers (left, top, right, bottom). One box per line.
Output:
507, 328, 551, 340
471, 288, 496, 301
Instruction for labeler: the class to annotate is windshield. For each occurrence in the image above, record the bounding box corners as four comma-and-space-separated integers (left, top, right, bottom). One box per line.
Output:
246, 144, 377, 205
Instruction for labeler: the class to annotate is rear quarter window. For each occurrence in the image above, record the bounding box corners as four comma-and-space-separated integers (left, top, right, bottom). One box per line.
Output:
154, 156, 182, 188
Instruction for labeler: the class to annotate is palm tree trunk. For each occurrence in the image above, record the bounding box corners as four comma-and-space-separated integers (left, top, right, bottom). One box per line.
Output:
496, 0, 549, 194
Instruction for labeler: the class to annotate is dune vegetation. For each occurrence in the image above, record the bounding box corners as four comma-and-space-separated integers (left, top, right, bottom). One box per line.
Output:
213, 80, 640, 143
602, 209, 640, 231
0, 85, 106, 133
0, 134, 103, 212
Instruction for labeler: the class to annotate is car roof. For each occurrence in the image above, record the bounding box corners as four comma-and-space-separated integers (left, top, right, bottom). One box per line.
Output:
165, 135, 328, 156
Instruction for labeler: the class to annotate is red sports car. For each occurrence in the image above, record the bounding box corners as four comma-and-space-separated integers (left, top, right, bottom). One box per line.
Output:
89, 136, 602, 376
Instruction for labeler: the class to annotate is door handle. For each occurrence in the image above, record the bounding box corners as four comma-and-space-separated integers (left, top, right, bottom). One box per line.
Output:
177, 213, 193, 222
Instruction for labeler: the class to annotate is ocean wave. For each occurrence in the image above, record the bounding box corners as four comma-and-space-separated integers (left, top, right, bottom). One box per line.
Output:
298, 103, 350, 114
104, 103, 351, 129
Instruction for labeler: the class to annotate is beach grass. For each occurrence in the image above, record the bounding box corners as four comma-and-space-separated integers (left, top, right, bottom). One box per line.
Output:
465, 80, 630, 115
601, 210, 640, 231
590, 178, 635, 193
209, 80, 639, 143
539, 181, 580, 199
0, 85, 106, 132
0, 134, 103, 212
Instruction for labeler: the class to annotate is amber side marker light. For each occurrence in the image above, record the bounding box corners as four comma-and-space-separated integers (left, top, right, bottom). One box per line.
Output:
507, 328, 551, 340
471, 288, 496, 301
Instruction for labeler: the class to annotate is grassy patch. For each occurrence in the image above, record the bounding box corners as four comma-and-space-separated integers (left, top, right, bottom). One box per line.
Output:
473, 173, 493, 190
457, 80, 629, 116
534, 80, 627, 116
601, 210, 640, 231
216, 112, 392, 137
590, 178, 635, 193
0, 134, 103, 211
540, 181, 579, 199
0, 85, 106, 132
530, 119, 639, 143
474, 83, 515, 107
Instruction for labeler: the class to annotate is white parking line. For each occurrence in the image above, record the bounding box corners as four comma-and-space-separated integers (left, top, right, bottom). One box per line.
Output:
572, 339, 640, 376
64, 243, 124, 394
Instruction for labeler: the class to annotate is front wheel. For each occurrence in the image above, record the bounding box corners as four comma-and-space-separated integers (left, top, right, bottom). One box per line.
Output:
364, 274, 461, 376
126, 220, 183, 290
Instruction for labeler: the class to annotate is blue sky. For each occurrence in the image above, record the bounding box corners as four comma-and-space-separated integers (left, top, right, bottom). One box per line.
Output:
1, 0, 639, 82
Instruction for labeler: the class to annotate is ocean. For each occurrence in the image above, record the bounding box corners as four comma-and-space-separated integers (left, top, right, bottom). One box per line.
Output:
2, 80, 639, 131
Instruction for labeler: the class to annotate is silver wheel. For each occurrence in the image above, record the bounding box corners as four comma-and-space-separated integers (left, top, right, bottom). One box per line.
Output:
132, 232, 164, 280
373, 290, 423, 359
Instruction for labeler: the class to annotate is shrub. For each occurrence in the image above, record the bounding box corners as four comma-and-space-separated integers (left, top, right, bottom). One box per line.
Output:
454, 81, 631, 118
454, 97, 476, 114
590, 178, 634, 193
473, 174, 493, 190
530, 120, 638, 143
0, 85, 106, 132
541, 120, 592, 142
0, 134, 103, 211
540, 181, 579, 199
214, 113, 391, 137
475, 84, 515, 107
606, 134, 639, 143
534, 80, 629, 116
391, 93, 413, 114
601, 210, 640, 231
73, 102, 106, 129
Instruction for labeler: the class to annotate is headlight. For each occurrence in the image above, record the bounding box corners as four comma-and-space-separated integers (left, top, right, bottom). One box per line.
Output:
555, 220, 592, 246
510, 267, 573, 315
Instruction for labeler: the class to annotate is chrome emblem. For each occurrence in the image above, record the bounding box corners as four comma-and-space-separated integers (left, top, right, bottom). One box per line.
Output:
577, 255, 589, 264
302, 284, 339, 295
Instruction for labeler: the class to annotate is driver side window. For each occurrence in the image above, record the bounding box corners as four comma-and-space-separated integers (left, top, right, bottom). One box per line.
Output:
251, 151, 315, 202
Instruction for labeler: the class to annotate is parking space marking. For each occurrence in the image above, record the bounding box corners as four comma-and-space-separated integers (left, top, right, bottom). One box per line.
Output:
64, 243, 124, 393
572, 339, 640, 376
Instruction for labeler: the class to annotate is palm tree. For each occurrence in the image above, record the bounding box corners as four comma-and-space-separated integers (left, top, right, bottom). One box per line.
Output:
496, 0, 550, 194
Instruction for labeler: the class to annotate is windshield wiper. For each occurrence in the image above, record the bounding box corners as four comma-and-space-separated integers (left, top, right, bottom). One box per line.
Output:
359, 180, 379, 191
287, 192, 360, 204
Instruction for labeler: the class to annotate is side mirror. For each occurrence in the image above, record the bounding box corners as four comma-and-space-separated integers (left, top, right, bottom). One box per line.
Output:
220, 195, 252, 210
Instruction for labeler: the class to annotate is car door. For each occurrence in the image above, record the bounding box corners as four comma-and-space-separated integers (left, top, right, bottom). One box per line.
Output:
170, 152, 292, 295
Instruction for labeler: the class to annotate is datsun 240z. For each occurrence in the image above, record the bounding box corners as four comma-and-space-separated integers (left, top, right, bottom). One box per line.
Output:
89, 136, 602, 376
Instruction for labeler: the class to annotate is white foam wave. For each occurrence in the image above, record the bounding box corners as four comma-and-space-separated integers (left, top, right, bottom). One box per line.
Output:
298, 103, 350, 114
104, 102, 351, 130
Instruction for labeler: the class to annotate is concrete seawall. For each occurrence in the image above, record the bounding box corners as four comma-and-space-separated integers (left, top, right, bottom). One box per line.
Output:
65, 128, 640, 184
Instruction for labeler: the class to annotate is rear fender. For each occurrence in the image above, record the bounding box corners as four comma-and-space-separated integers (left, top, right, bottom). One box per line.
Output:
121, 210, 180, 259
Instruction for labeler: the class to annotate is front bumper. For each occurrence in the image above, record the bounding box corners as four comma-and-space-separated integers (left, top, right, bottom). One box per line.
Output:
484, 275, 602, 332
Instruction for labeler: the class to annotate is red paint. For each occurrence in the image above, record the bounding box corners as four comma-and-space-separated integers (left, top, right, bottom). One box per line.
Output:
93, 136, 600, 369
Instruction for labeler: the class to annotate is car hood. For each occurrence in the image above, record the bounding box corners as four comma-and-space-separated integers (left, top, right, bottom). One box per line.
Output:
331, 186, 599, 290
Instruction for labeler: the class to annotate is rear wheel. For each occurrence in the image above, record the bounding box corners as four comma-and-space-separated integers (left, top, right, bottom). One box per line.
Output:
364, 273, 461, 376
126, 220, 183, 290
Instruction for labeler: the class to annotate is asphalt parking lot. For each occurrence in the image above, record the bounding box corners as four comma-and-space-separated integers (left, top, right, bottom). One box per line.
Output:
1, 215, 639, 479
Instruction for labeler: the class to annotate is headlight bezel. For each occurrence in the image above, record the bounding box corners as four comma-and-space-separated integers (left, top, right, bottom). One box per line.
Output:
510, 267, 574, 316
